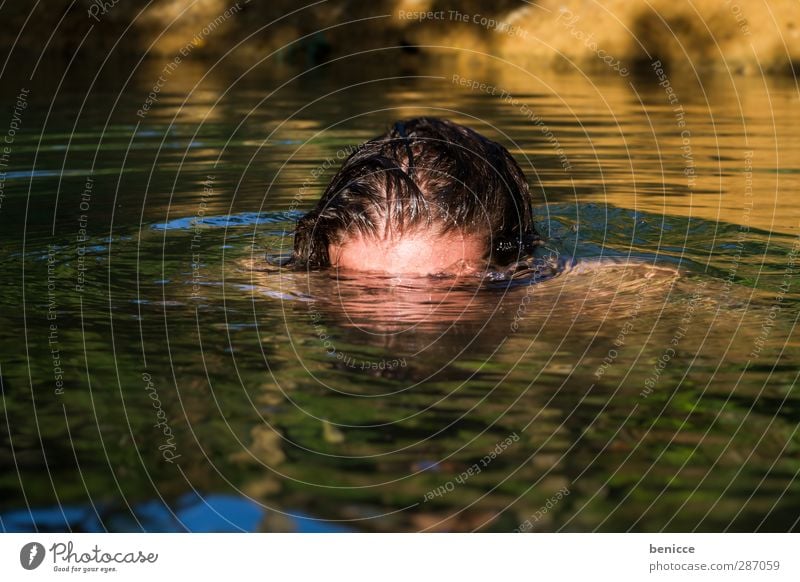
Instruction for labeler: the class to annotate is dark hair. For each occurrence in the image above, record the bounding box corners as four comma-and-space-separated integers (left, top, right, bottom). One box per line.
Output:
291, 117, 540, 268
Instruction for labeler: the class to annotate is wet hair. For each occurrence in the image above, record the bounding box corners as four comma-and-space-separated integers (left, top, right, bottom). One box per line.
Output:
290, 117, 540, 268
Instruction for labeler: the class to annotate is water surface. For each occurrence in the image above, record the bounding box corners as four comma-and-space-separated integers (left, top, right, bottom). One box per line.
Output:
1, 62, 799, 532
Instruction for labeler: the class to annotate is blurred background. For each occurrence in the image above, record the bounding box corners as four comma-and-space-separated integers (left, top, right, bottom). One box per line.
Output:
3, 0, 800, 74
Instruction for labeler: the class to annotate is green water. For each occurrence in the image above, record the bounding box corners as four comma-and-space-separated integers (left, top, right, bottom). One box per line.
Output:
1, 62, 799, 532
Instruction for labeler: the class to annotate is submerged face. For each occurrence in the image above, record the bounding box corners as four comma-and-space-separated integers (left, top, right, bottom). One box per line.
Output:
328, 229, 488, 276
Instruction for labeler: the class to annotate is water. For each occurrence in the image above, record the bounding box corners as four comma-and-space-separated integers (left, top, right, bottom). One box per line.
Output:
1, 61, 799, 532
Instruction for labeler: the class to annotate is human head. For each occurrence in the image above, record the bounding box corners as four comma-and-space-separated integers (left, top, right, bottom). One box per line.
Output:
291, 117, 540, 275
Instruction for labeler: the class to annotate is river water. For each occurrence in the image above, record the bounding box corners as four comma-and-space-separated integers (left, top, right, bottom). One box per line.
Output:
1, 60, 798, 532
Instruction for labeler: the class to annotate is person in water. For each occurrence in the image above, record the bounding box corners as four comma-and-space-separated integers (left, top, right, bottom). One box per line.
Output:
290, 117, 541, 276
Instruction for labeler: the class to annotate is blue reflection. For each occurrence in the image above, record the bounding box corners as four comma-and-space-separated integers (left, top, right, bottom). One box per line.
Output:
0, 492, 352, 533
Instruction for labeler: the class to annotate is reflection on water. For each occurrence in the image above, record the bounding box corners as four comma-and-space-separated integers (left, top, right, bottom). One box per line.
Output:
0, 61, 799, 532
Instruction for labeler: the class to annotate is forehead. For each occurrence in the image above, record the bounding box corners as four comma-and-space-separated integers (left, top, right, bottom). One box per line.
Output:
328, 230, 488, 275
